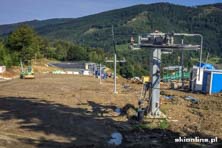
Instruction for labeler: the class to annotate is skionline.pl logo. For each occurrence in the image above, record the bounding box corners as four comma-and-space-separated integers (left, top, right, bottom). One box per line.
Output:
175, 137, 218, 143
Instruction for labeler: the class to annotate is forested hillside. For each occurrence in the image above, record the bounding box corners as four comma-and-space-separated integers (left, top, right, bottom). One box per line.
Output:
1, 3, 222, 53
0, 2, 222, 77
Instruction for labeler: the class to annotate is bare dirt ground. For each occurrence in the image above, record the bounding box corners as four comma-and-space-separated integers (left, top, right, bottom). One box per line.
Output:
0, 74, 221, 147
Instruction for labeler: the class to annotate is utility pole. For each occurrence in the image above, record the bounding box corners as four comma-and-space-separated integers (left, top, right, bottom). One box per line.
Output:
105, 57, 126, 94
114, 54, 117, 93
112, 25, 118, 94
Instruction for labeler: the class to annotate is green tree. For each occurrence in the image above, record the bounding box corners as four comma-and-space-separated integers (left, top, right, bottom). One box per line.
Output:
120, 63, 134, 78
88, 48, 104, 63
88, 51, 98, 62
44, 47, 57, 59
67, 45, 88, 61
7, 25, 40, 63
0, 42, 12, 66
53, 41, 70, 60
38, 37, 50, 58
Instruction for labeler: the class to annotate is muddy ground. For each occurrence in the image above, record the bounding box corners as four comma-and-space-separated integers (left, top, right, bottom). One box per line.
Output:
0, 74, 221, 147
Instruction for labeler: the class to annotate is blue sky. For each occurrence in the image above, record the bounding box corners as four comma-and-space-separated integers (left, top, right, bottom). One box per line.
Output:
0, 0, 221, 25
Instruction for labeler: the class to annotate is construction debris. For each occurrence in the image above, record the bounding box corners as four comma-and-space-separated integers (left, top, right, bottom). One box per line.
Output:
108, 132, 123, 145
163, 95, 174, 100
184, 96, 199, 104
114, 108, 121, 116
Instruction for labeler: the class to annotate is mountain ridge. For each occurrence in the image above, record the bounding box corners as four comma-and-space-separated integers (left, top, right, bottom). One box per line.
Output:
0, 2, 222, 55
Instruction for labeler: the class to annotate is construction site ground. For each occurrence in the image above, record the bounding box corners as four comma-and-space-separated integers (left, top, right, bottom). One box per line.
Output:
0, 74, 221, 147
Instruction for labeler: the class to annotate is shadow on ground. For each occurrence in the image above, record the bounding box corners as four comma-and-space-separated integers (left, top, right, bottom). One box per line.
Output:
0, 96, 221, 147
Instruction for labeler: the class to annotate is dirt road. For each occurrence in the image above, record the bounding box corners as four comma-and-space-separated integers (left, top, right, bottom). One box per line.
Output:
0, 74, 221, 147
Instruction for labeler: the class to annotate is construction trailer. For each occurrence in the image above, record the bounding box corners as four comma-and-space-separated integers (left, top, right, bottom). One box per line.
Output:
131, 31, 202, 117
190, 66, 204, 91
190, 63, 215, 92
202, 70, 222, 94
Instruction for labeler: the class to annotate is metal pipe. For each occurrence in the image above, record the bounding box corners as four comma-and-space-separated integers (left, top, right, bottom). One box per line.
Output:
171, 33, 203, 81
114, 53, 117, 94
199, 34, 203, 81
181, 39, 184, 89
199, 34, 203, 66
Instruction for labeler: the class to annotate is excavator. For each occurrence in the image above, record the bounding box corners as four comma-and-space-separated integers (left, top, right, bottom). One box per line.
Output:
20, 60, 35, 79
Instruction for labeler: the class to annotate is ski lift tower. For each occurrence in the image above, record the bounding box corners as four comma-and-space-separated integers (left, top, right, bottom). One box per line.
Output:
105, 57, 126, 94
131, 31, 203, 117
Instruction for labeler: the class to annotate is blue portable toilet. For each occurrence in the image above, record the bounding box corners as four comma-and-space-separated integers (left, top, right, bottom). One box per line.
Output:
202, 70, 222, 94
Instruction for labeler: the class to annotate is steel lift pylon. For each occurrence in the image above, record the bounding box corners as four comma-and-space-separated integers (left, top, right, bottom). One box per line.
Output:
131, 31, 203, 117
